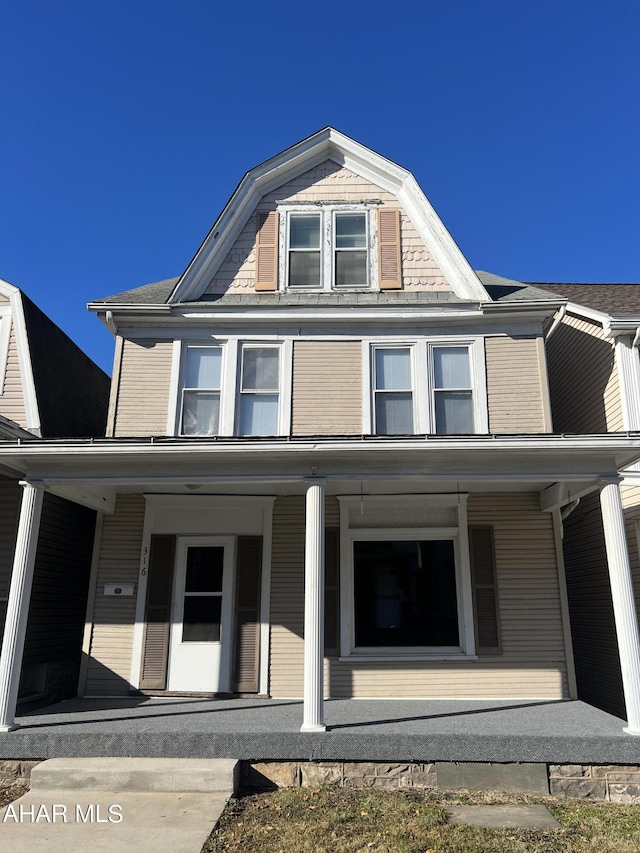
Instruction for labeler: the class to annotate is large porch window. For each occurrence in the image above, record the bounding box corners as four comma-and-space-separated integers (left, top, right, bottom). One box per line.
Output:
353, 539, 459, 648
339, 495, 476, 659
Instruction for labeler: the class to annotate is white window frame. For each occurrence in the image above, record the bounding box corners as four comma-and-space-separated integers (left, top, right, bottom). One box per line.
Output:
177, 343, 226, 437
236, 341, 288, 437
278, 203, 378, 292
362, 336, 488, 435
370, 344, 417, 435
338, 495, 476, 660
170, 338, 292, 437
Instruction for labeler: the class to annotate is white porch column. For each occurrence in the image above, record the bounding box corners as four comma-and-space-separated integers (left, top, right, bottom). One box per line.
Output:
600, 479, 640, 735
301, 476, 326, 733
0, 482, 44, 731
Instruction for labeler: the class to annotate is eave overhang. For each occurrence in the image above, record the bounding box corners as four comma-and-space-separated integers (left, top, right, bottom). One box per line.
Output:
89, 299, 562, 336
0, 433, 638, 483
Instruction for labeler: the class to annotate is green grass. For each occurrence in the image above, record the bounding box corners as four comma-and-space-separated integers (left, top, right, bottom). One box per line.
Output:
204, 786, 640, 853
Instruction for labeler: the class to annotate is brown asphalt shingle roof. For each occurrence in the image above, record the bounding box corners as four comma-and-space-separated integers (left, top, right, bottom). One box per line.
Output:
526, 283, 640, 317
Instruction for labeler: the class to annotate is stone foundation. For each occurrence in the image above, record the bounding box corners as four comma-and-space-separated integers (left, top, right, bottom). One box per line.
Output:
0, 760, 42, 788
549, 764, 640, 803
245, 761, 437, 790
245, 761, 640, 801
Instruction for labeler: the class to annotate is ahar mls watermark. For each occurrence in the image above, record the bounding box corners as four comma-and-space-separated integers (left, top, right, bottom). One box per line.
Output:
3, 803, 123, 823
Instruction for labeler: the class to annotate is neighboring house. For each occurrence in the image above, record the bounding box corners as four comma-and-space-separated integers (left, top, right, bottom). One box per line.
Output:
0, 278, 110, 715
0, 129, 639, 737
533, 281, 640, 720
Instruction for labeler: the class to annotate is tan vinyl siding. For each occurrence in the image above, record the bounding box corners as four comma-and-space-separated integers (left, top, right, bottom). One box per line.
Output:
269, 492, 568, 699
485, 336, 547, 433
269, 497, 306, 696
546, 312, 623, 433
292, 341, 362, 435
85, 494, 145, 696
204, 161, 451, 295
113, 339, 173, 436
0, 321, 27, 428
621, 484, 640, 511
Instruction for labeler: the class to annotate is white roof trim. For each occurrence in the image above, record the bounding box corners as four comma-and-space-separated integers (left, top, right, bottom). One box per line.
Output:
0, 279, 41, 436
169, 128, 490, 304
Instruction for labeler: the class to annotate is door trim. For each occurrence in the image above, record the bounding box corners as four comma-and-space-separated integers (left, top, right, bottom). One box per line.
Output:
167, 535, 236, 693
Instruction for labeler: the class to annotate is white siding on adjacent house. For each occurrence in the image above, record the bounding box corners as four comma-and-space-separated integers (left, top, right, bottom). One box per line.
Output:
291, 341, 362, 435
546, 313, 623, 433
112, 339, 173, 436
0, 321, 27, 428
269, 492, 568, 700
485, 336, 548, 433
204, 160, 451, 295
84, 494, 145, 696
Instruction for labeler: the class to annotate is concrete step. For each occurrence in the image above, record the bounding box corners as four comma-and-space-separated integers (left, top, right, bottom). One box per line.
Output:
30, 757, 239, 793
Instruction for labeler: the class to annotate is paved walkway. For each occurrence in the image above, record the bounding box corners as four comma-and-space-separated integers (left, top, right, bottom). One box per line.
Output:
0, 697, 636, 764
0, 789, 227, 853
0, 757, 236, 853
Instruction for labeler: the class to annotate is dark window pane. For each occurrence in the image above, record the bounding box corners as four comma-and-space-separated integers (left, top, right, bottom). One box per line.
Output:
335, 250, 367, 285
375, 392, 414, 434
181, 391, 220, 436
290, 214, 320, 249
335, 213, 366, 248
289, 251, 321, 287
354, 540, 459, 647
241, 347, 279, 391
182, 596, 221, 642
434, 391, 474, 434
185, 547, 224, 593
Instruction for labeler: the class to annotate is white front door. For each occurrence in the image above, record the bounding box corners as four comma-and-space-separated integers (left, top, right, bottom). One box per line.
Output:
168, 536, 235, 693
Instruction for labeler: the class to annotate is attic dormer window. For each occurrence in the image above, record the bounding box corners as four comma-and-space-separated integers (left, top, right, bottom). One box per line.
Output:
254, 205, 401, 292
287, 210, 368, 289
288, 213, 321, 287
276, 204, 377, 292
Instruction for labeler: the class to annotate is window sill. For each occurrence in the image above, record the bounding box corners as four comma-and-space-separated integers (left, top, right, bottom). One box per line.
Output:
338, 654, 479, 663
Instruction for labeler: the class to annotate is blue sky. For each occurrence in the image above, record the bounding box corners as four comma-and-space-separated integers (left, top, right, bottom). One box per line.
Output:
2, 1, 639, 374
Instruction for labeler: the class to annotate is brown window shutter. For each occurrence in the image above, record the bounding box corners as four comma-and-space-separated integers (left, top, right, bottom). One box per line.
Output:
233, 536, 263, 693
255, 211, 279, 292
377, 208, 402, 290
469, 525, 501, 654
324, 527, 339, 653
139, 535, 176, 689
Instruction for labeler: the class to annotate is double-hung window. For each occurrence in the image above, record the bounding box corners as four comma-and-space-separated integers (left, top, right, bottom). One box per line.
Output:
180, 346, 223, 436
368, 339, 486, 435
177, 341, 288, 438
373, 347, 414, 435
283, 205, 373, 291
238, 345, 280, 436
334, 212, 368, 287
288, 214, 321, 288
431, 346, 474, 434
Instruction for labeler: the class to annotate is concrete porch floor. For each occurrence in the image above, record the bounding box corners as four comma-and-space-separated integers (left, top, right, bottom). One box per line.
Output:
1, 697, 638, 764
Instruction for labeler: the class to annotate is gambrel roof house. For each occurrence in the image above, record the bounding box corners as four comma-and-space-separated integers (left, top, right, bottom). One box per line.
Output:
0, 278, 110, 716
1, 129, 640, 747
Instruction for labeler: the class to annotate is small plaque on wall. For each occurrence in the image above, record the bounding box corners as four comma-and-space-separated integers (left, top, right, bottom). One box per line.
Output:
104, 584, 134, 596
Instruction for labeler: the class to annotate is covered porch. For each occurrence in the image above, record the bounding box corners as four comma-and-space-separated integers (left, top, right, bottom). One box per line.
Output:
1, 695, 639, 764
1, 434, 640, 741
